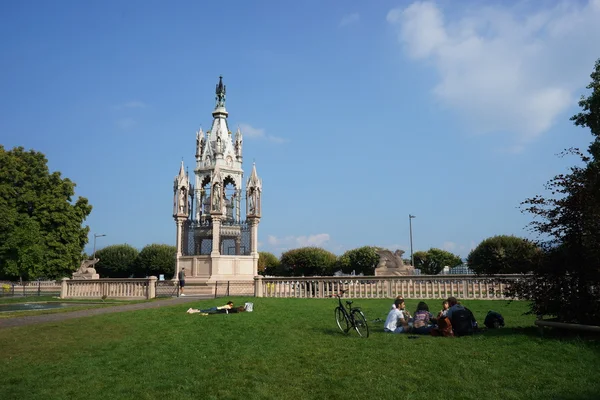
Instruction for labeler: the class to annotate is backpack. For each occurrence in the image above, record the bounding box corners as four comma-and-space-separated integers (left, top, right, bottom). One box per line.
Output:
484, 311, 505, 329
451, 308, 477, 337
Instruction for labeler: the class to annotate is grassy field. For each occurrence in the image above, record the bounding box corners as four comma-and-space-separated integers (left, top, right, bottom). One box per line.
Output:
0, 297, 598, 400
0, 296, 152, 319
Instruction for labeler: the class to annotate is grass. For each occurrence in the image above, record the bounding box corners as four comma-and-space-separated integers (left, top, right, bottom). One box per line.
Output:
0, 296, 153, 319
0, 297, 598, 400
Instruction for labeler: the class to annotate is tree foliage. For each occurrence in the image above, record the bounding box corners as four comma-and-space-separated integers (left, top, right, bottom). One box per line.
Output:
337, 246, 380, 275
511, 59, 600, 325
280, 247, 337, 276
467, 235, 541, 275
0, 146, 92, 280
95, 244, 139, 278
258, 251, 280, 275
135, 244, 176, 278
413, 248, 462, 275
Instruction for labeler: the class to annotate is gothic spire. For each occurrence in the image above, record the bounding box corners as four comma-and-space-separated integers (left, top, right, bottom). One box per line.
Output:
215, 75, 226, 108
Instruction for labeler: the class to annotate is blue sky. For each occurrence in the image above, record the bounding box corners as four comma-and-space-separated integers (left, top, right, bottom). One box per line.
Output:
2, 0, 599, 259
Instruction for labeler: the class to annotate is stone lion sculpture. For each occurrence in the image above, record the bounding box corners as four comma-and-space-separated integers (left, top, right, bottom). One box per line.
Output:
374, 248, 415, 276
73, 258, 100, 279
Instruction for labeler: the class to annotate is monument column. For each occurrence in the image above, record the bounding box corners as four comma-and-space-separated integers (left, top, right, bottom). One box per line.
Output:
211, 215, 222, 256
248, 217, 260, 256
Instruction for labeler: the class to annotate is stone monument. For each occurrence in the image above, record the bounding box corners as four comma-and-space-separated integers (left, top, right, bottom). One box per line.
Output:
374, 248, 415, 276
72, 258, 100, 280
172, 76, 262, 289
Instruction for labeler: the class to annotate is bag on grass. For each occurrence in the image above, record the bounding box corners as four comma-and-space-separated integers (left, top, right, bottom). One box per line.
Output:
451, 308, 477, 337
484, 310, 505, 329
244, 302, 254, 312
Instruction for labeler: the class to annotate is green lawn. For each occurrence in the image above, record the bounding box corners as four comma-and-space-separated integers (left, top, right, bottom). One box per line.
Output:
0, 298, 598, 400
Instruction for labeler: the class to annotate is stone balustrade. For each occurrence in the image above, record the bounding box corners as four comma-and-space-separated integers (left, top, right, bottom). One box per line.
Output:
60, 277, 158, 300
254, 275, 526, 300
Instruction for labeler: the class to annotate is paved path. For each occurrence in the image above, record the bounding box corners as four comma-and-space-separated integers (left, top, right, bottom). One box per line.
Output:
0, 296, 212, 330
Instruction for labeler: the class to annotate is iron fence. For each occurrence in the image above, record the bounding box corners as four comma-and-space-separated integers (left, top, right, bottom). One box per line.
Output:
213, 281, 254, 298
155, 280, 178, 298
0, 280, 61, 297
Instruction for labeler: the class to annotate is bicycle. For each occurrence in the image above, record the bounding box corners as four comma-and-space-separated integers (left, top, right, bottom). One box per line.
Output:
333, 289, 369, 338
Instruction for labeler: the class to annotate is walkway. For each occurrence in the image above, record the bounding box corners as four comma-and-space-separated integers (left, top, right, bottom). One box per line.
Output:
0, 295, 211, 330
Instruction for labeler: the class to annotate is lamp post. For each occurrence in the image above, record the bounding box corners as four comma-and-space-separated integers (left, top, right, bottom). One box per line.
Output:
92, 234, 106, 260
409, 215, 416, 268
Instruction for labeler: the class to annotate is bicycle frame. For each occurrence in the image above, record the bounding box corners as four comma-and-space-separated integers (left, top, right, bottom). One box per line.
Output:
333, 289, 369, 338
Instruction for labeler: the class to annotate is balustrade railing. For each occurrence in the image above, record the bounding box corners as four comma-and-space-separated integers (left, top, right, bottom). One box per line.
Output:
255, 275, 527, 300
61, 277, 158, 299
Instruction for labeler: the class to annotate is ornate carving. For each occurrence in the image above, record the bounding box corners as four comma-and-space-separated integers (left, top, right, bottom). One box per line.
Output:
73, 258, 100, 279
374, 248, 414, 276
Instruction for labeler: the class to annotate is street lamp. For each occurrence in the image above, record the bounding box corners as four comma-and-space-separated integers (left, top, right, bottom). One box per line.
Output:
409, 215, 416, 268
92, 234, 106, 260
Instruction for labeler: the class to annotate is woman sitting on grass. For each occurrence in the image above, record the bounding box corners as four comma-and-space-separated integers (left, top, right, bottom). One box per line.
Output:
412, 301, 435, 334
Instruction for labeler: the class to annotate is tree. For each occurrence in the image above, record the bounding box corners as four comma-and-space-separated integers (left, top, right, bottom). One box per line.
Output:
258, 251, 280, 275
0, 146, 92, 280
135, 244, 176, 278
280, 247, 337, 276
95, 244, 139, 278
467, 235, 541, 275
413, 248, 462, 275
337, 246, 380, 275
512, 59, 600, 325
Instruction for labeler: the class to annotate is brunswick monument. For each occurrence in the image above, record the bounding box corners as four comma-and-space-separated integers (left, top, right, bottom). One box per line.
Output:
172, 76, 262, 285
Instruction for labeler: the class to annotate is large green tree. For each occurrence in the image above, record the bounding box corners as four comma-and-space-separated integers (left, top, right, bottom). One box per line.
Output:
135, 244, 176, 278
0, 146, 92, 280
512, 59, 600, 325
280, 247, 337, 276
258, 251, 280, 275
467, 235, 541, 275
413, 248, 462, 275
337, 246, 380, 275
95, 244, 139, 278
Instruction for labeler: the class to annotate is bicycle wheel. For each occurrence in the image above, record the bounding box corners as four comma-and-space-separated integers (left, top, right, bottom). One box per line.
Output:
335, 307, 350, 333
351, 309, 369, 338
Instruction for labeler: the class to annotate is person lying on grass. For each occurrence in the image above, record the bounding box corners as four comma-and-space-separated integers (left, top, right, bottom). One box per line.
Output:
187, 301, 242, 314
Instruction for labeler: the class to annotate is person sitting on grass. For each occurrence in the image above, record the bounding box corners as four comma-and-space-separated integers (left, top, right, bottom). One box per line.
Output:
390, 295, 404, 309
384, 298, 411, 333
187, 301, 236, 314
412, 301, 435, 334
438, 300, 450, 318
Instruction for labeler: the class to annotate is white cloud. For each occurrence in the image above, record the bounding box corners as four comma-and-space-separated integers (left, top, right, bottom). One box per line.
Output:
442, 241, 457, 251
239, 123, 287, 143
267, 234, 331, 248
239, 123, 265, 138
116, 117, 136, 130
115, 101, 148, 110
387, 0, 600, 148
339, 13, 360, 27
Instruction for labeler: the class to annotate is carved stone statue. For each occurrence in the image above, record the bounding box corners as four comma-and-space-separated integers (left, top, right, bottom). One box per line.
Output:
374, 248, 414, 276
178, 187, 187, 213
248, 190, 255, 214
212, 185, 221, 212
73, 258, 100, 280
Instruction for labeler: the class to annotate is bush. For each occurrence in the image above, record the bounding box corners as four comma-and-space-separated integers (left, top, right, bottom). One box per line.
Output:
337, 246, 380, 275
413, 248, 462, 275
467, 235, 541, 275
135, 244, 176, 278
95, 244, 139, 278
280, 247, 337, 276
258, 251, 280, 275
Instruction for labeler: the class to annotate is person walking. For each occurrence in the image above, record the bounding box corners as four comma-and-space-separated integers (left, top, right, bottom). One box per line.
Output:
178, 267, 186, 296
